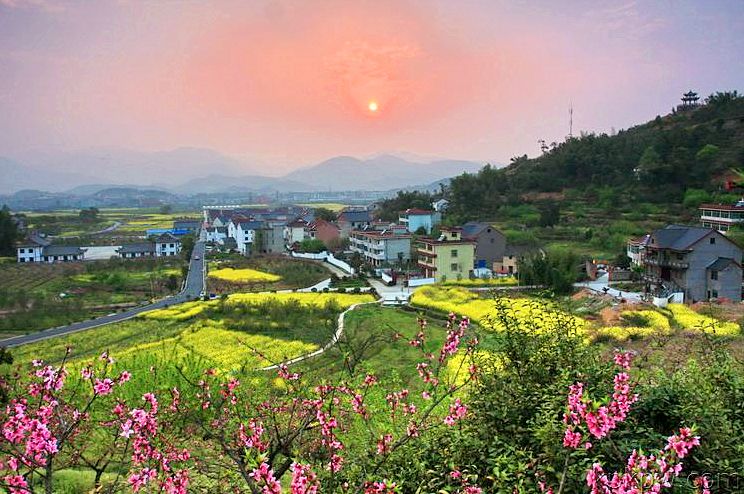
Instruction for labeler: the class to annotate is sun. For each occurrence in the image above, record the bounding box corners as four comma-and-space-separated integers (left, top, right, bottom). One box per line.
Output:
368, 101, 379, 113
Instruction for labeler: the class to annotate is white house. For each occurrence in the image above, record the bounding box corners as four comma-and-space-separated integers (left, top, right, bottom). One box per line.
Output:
17, 235, 48, 263
432, 198, 449, 212
205, 226, 228, 245
350, 230, 412, 267
154, 233, 181, 257
117, 243, 156, 259
17, 234, 86, 263
235, 221, 263, 256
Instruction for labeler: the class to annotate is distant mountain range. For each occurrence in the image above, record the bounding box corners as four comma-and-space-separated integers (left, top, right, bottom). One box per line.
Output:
0, 149, 488, 195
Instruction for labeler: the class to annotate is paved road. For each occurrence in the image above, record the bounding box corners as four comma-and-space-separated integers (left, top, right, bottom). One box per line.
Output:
0, 239, 206, 348
574, 273, 644, 303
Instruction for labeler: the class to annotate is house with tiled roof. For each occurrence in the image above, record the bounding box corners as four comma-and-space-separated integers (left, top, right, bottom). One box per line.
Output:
154, 233, 182, 257
17, 234, 86, 263
117, 243, 156, 259
638, 225, 742, 302
399, 208, 441, 234
337, 208, 373, 237
284, 218, 308, 246
461, 222, 506, 269
305, 219, 340, 247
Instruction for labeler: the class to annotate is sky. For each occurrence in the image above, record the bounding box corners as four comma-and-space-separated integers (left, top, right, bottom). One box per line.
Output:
1, 0, 743, 174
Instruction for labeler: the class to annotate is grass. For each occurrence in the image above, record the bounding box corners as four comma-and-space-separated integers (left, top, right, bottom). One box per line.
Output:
0, 258, 185, 334
13, 292, 377, 382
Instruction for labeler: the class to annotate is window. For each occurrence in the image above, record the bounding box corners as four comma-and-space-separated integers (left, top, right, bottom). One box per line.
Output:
19, 248, 24, 253
710, 237, 716, 244
490, 238, 494, 244
711, 270, 718, 280
712, 290, 719, 298
451, 249, 458, 257
450, 263, 459, 271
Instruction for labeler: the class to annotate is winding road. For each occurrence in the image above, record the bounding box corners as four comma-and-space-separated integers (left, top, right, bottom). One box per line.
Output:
0, 239, 206, 348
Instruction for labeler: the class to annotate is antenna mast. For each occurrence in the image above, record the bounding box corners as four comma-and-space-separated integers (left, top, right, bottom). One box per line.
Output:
568, 102, 573, 139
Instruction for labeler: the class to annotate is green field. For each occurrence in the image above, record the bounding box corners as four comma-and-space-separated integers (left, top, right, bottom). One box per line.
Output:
0, 257, 186, 335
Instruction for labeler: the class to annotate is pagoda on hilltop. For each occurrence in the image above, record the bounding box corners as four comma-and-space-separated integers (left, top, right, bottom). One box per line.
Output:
677, 90, 701, 111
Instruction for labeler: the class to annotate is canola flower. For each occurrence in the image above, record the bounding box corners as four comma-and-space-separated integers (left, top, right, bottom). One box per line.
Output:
667, 303, 739, 335
410, 286, 585, 332
141, 293, 375, 322
619, 310, 671, 331
441, 277, 518, 287
209, 268, 282, 283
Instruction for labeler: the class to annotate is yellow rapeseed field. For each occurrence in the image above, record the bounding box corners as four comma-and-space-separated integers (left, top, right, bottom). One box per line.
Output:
667, 303, 740, 335
209, 268, 282, 283
410, 286, 585, 331
225, 292, 375, 309
441, 277, 518, 287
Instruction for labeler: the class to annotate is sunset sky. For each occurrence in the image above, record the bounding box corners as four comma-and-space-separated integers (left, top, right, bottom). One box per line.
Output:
1, 0, 742, 173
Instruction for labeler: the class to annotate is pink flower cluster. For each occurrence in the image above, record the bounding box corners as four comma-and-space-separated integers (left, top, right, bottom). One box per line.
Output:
440, 314, 470, 363
120, 393, 191, 494
587, 428, 701, 494
290, 462, 319, 494
563, 351, 638, 449
444, 398, 468, 426
250, 462, 282, 494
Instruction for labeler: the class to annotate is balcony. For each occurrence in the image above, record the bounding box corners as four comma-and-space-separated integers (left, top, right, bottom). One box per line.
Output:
416, 248, 436, 257
644, 257, 689, 269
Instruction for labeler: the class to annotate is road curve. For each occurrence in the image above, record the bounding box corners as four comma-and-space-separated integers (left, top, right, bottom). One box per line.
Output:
0, 239, 206, 348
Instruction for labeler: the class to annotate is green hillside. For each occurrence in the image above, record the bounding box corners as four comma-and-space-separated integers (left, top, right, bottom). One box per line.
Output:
447, 91, 744, 219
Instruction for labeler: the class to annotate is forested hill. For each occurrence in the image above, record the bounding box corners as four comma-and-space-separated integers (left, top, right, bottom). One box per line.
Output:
446, 91, 744, 222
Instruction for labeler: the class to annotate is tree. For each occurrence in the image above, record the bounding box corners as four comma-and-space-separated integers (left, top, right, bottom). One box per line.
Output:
537, 200, 561, 227
159, 204, 173, 214
518, 248, 579, 294
313, 207, 337, 222
180, 234, 195, 260
0, 205, 20, 256
78, 207, 100, 223
299, 238, 326, 253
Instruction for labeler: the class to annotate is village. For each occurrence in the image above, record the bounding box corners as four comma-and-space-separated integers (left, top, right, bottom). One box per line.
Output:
10, 194, 744, 313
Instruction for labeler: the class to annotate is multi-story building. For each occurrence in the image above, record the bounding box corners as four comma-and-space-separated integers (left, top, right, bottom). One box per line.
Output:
399, 208, 441, 234
461, 222, 506, 269
304, 219, 340, 247
640, 225, 742, 302
337, 208, 373, 237
699, 201, 744, 233
415, 227, 475, 282
350, 230, 411, 267
284, 219, 308, 246
154, 233, 182, 257
626, 235, 651, 266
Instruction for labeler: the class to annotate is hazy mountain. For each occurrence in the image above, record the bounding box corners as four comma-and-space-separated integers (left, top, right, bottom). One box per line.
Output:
283, 154, 484, 190
1, 150, 487, 195
0, 156, 97, 194
8, 147, 253, 191
174, 174, 318, 194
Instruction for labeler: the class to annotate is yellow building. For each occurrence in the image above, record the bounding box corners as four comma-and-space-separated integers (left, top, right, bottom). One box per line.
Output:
416, 227, 476, 282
